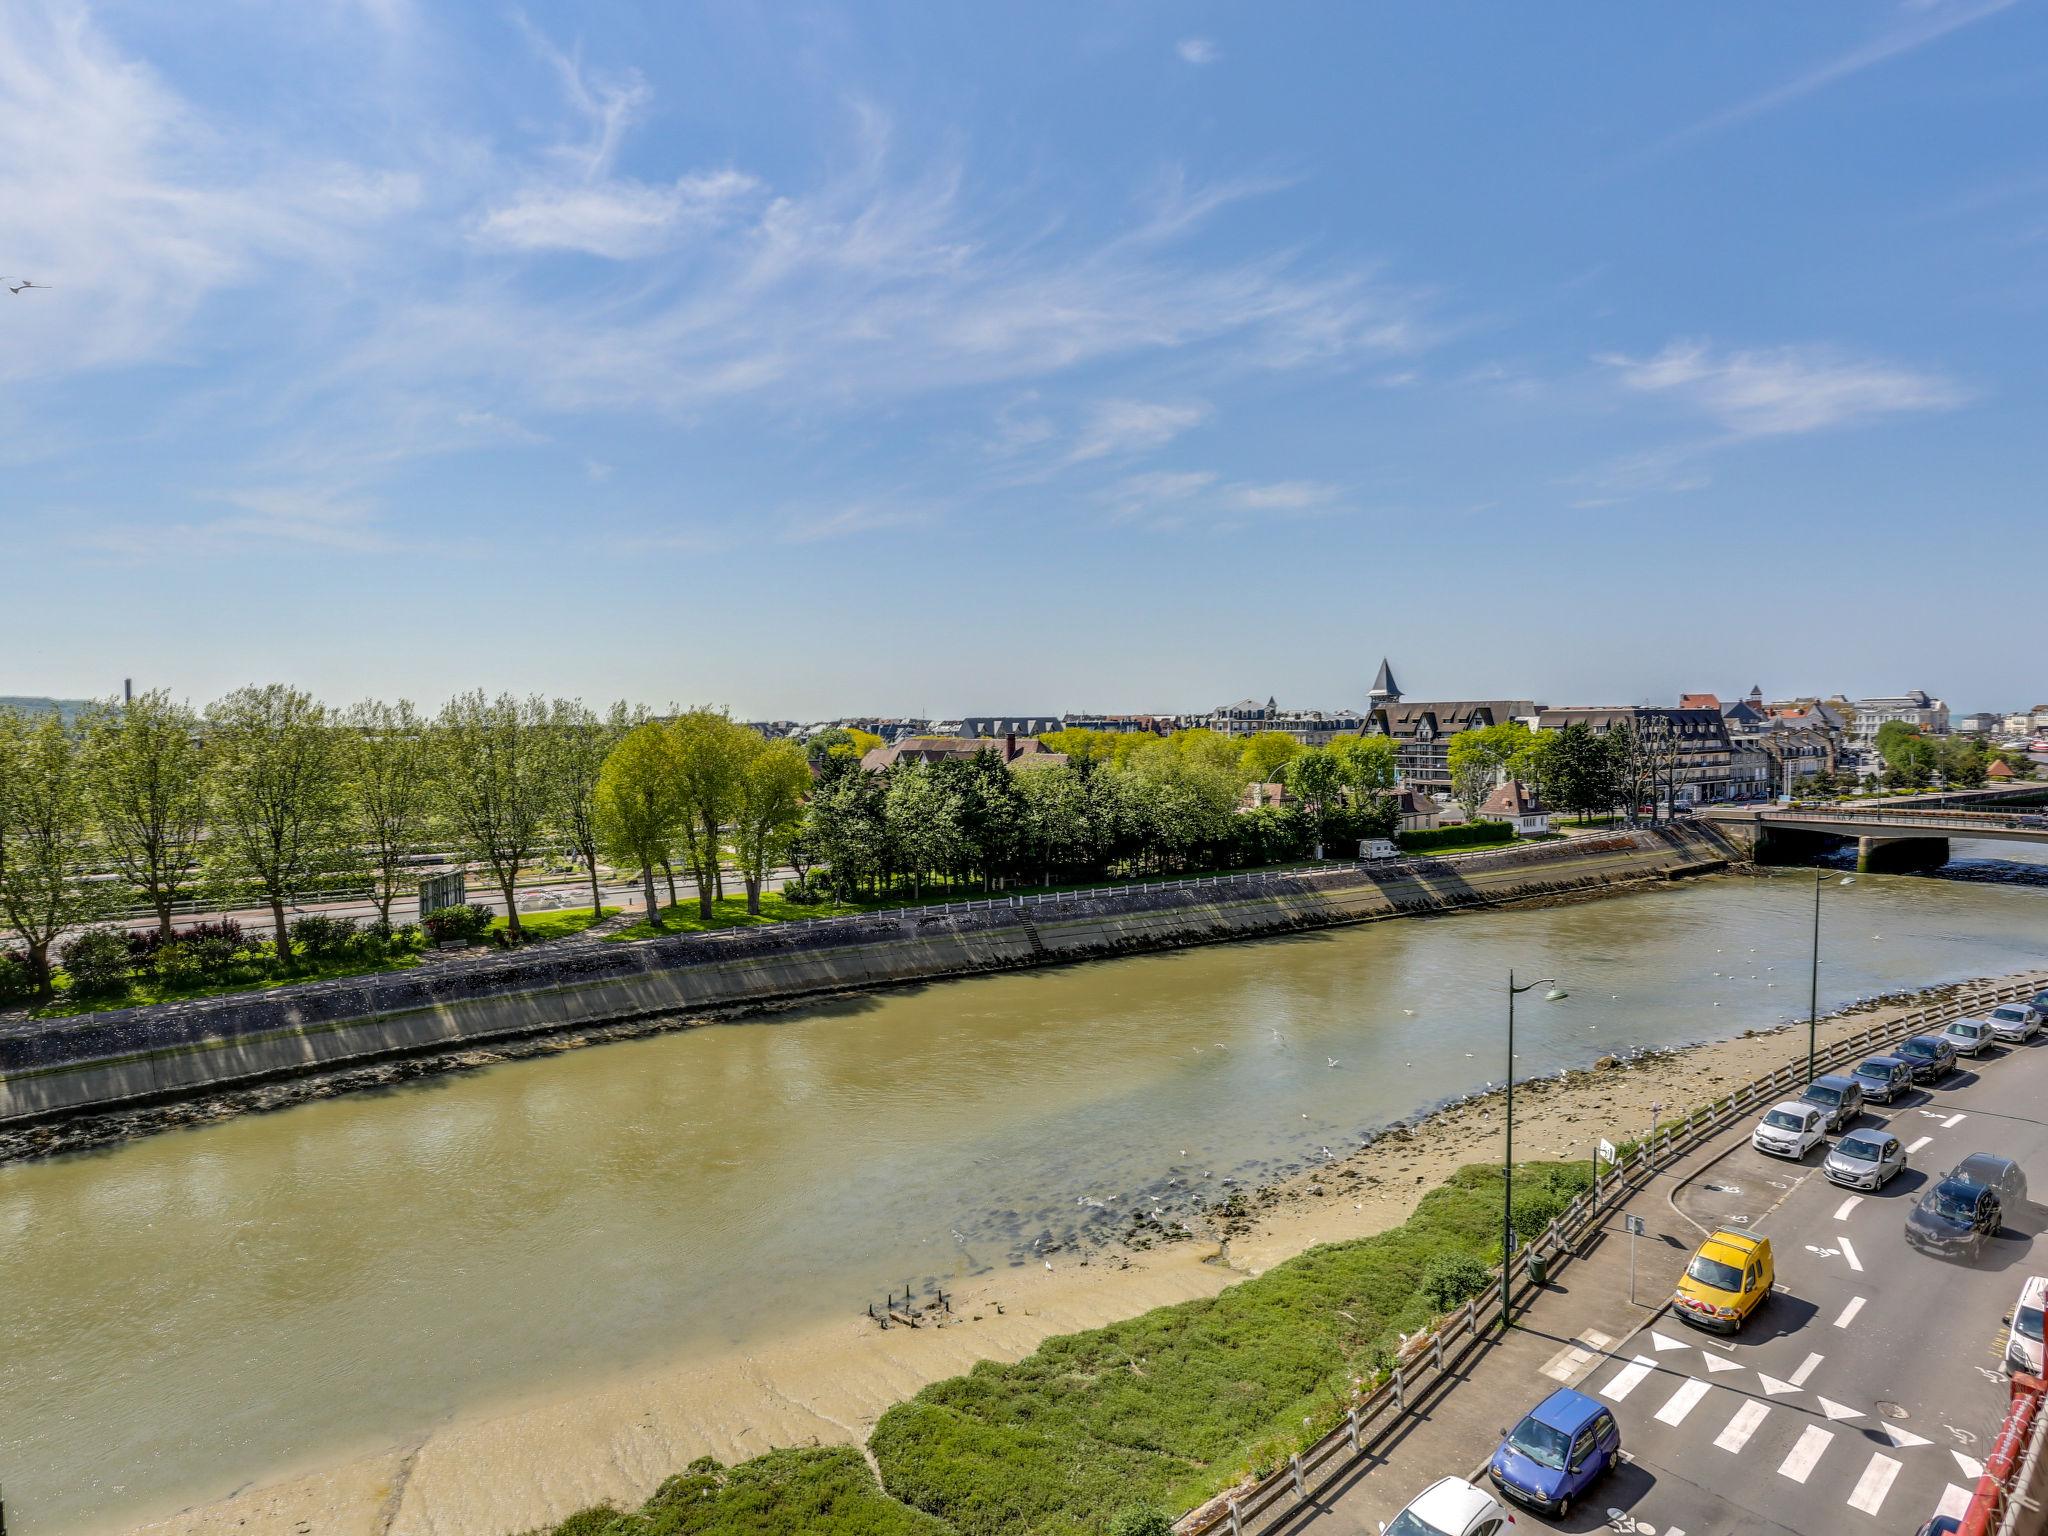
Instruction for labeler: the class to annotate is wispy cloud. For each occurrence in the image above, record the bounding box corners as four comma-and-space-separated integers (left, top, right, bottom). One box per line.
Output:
73, 486, 393, 560
1224, 480, 1342, 512
1598, 339, 1967, 437
1176, 37, 1220, 66
1647, 0, 2018, 157
1100, 470, 1345, 528
780, 502, 936, 543
1068, 399, 1210, 462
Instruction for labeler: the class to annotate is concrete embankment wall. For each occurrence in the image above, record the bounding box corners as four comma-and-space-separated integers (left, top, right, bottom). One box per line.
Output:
0, 825, 1735, 1129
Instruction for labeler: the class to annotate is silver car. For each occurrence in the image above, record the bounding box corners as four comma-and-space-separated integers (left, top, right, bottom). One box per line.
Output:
1943, 1018, 1995, 1058
1986, 1004, 2042, 1044
1824, 1129, 1906, 1191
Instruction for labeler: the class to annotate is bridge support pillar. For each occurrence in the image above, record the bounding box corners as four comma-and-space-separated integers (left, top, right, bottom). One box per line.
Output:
1855, 835, 1950, 874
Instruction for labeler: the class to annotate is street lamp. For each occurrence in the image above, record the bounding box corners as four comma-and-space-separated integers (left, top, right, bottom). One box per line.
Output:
1502, 969, 1556, 1332
1808, 872, 1855, 1084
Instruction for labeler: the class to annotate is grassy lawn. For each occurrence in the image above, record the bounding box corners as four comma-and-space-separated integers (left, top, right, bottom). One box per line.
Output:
523, 1447, 952, 1536
20, 949, 426, 1020
489, 905, 619, 942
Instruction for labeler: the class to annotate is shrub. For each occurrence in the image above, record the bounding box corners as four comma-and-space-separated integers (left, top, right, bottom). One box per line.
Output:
59, 926, 134, 996
423, 903, 494, 944
780, 878, 826, 905
0, 950, 35, 1006
1395, 821, 1513, 854
1110, 1509, 1174, 1536
1418, 1250, 1493, 1311
289, 912, 358, 960
130, 920, 252, 975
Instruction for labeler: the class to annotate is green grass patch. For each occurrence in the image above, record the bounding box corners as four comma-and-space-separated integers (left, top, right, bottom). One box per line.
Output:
525, 1447, 954, 1536
489, 905, 619, 942
24, 948, 426, 1019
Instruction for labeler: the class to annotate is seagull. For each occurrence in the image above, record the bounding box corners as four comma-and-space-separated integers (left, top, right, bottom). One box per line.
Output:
1327, 1057, 1341, 1069
1402, 1009, 1415, 1016
3, 278, 50, 295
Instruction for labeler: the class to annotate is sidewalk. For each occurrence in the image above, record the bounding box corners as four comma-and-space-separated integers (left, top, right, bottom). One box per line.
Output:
1269, 1129, 1744, 1535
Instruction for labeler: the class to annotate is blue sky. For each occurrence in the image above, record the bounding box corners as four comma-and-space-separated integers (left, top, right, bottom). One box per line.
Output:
3, 1, 2044, 717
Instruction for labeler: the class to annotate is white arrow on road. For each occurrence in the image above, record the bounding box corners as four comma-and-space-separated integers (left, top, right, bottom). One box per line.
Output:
1953, 1451, 1986, 1480
1882, 1423, 1933, 1449
1649, 1329, 1690, 1352
1817, 1396, 1864, 1422
1758, 1373, 1802, 1397
1701, 1353, 1745, 1374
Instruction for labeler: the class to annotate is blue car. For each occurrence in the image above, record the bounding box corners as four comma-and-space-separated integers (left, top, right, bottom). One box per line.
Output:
1488, 1386, 1621, 1517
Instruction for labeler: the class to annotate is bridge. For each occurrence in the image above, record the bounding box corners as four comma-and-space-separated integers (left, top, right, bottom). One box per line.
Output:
1701, 792, 2048, 870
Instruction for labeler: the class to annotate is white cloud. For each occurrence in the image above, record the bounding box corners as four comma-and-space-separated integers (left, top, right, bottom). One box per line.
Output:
1225, 480, 1341, 512
1069, 399, 1210, 462
1176, 37, 1220, 66
1099, 470, 1344, 527
1599, 340, 1967, 437
780, 502, 934, 543
477, 168, 761, 259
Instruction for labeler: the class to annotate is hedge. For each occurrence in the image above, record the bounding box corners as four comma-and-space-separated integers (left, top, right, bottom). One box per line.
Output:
1395, 820, 1513, 854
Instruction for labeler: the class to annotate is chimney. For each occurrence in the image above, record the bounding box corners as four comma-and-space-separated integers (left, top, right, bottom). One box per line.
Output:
1005, 731, 1018, 762
123, 677, 133, 705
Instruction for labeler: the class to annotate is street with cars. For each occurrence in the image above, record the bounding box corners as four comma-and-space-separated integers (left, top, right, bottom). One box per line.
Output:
1332, 990, 2048, 1536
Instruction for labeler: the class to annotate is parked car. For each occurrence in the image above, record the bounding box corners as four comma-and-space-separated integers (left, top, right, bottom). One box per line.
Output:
1949, 1153, 2028, 1210
1905, 1178, 2002, 1260
1942, 1018, 1996, 1058
2005, 1275, 2046, 1377
1753, 1101, 1825, 1159
2031, 987, 2048, 1017
1851, 1055, 1915, 1104
1379, 1476, 1513, 1536
1799, 1073, 1864, 1132
1914, 1518, 1962, 1536
1986, 1003, 2042, 1044
1488, 1387, 1620, 1518
1825, 1129, 1907, 1191
1897, 1034, 1958, 1083
1674, 1229, 1774, 1332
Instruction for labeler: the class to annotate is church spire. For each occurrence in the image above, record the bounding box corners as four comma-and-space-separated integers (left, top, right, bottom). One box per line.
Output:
1369, 658, 1401, 703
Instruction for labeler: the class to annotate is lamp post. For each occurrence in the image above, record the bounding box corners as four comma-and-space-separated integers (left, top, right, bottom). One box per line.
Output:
1502, 969, 1556, 1333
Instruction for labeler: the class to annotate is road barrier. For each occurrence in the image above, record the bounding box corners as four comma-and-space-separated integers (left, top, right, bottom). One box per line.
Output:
1964, 1370, 2046, 1536
1179, 973, 2045, 1536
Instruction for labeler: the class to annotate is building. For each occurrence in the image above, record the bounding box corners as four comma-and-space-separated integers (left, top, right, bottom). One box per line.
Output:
1479, 779, 1550, 835
1848, 690, 1949, 749
1361, 660, 1537, 801
1535, 706, 1748, 806
1060, 713, 1177, 735
858, 734, 1063, 771
958, 716, 1064, 739
1952, 712, 2002, 735
1198, 697, 1363, 746
1728, 715, 1838, 798
1393, 785, 1445, 833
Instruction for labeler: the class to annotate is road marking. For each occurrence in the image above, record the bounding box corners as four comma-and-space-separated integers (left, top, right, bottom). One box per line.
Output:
1953, 1451, 1986, 1480
1779, 1425, 1834, 1482
1541, 1330, 1611, 1383
1834, 1195, 1862, 1220
1840, 1235, 1863, 1272
1943, 1112, 1967, 1128
1649, 1329, 1690, 1352
1790, 1352, 1825, 1387
1847, 1453, 1902, 1515
1701, 1353, 1745, 1373
1936, 1484, 1973, 1520
1656, 1377, 1712, 1426
1882, 1423, 1932, 1449
1834, 1296, 1867, 1329
1758, 1373, 1801, 1397
1908, 1135, 1934, 1153
1599, 1355, 1658, 1402
1817, 1396, 1864, 1422
1716, 1400, 1770, 1452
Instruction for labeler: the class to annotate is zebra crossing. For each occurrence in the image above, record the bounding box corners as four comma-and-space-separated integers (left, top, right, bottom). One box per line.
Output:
1592, 1330, 1969, 1523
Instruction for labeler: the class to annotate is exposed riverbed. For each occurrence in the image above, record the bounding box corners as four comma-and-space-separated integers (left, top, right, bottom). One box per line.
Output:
3, 847, 2045, 1535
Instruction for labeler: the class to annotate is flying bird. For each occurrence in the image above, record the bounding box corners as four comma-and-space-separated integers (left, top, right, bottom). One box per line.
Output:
2, 278, 50, 294
1327, 1057, 1340, 1068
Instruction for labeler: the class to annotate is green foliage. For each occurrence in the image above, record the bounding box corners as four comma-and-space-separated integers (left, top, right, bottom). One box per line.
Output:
1395, 821, 1512, 853
289, 912, 358, 960
57, 925, 132, 996
531, 1447, 952, 1536
1239, 730, 1302, 784
1108, 1510, 1174, 1536
1418, 1250, 1493, 1310
871, 1160, 1593, 1536
1445, 721, 1534, 820
422, 902, 494, 943
0, 949, 35, 1005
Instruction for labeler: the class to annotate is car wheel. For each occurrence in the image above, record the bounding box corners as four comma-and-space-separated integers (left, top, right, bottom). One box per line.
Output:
1557, 1495, 1571, 1520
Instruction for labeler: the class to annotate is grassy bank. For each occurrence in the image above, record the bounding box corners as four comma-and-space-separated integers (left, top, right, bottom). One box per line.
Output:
489, 905, 619, 942
535, 1159, 1592, 1536
20, 948, 426, 1019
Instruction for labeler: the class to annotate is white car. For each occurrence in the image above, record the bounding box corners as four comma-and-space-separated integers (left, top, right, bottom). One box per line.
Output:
1986, 1003, 2042, 1044
1380, 1476, 1515, 1536
1753, 1101, 1826, 1160
1943, 1018, 1995, 1058
2007, 1276, 2046, 1377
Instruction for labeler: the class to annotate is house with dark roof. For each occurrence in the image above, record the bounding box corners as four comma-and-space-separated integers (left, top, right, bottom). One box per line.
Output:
1363, 697, 1538, 799
1479, 779, 1550, 835
1535, 705, 1754, 805
858, 734, 1063, 771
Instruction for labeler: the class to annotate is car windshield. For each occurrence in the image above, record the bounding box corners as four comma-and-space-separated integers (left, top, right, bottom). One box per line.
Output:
1932, 1188, 1979, 1222
1949, 1024, 1981, 1038
1902, 1040, 1935, 1059
1764, 1110, 1805, 1131
2018, 1305, 2045, 1343
1384, 1509, 1455, 1536
1855, 1061, 1894, 1081
1992, 1008, 2024, 1022
1837, 1135, 1884, 1161
1687, 1254, 1743, 1291
1507, 1415, 1571, 1469
1805, 1086, 1841, 1105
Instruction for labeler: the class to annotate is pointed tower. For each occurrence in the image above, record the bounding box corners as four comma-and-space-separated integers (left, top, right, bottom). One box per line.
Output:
1369, 658, 1402, 706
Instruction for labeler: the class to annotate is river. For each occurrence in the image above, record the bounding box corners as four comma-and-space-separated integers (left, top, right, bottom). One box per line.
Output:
3, 845, 2045, 1534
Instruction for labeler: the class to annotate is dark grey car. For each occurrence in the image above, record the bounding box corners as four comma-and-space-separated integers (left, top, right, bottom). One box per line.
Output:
1948, 1153, 2028, 1210
1852, 1055, 1914, 1104
1905, 1178, 2002, 1260
1799, 1073, 1864, 1132
1897, 1034, 1958, 1083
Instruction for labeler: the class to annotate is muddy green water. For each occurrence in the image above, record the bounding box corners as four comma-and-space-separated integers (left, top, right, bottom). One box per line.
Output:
3, 851, 2045, 1533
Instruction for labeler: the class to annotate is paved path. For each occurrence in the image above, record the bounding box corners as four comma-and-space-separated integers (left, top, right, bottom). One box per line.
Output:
1283, 1031, 2046, 1536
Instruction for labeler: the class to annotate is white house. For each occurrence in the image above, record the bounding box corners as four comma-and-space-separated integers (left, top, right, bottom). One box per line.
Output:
1479, 779, 1550, 836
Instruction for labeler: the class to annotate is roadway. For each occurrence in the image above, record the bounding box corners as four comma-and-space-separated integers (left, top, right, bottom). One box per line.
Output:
1295, 1023, 2046, 1536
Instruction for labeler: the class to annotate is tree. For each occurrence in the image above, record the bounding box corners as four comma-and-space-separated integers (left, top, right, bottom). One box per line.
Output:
1285, 747, 1344, 853
1935, 735, 1988, 789
810, 767, 888, 896
430, 691, 555, 943
1239, 730, 1301, 784
1603, 720, 1652, 825
1445, 722, 1533, 821
81, 689, 209, 940
0, 710, 109, 996
884, 761, 962, 897
730, 736, 812, 913
550, 699, 635, 918
1015, 763, 1092, 883
595, 723, 688, 925
1545, 722, 1615, 822
204, 684, 352, 964
671, 710, 754, 918
337, 698, 435, 926
1873, 720, 1922, 765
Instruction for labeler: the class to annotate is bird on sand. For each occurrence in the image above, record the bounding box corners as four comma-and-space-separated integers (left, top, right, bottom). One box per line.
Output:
1327, 1057, 1340, 1068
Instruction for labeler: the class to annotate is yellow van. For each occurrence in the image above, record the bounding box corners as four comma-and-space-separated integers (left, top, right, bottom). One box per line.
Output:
1673, 1230, 1773, 1333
